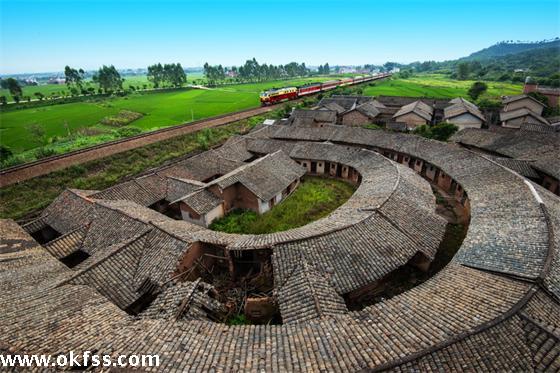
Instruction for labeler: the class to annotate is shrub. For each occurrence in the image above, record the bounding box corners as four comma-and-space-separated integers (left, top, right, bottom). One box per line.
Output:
113, 126, 143, 138
414, 122, 458, 142
467, 82, 488, 101
34, 147, 57, 159
0, 145, 13, 162
0, 154, 25, 169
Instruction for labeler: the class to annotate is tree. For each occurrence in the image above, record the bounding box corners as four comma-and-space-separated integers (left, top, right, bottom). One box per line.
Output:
414, 122, 458, 142
0, 96, 6, 106
457, 62, 470, 80
4, 78, 22, 99
0, 145, 13, 162
467, 81, 488, 100
64, 66, 85, 90
92, 65, 123, 93
147, 63, 164, 88
34, 92, 45, 101
383, 62, 398, 72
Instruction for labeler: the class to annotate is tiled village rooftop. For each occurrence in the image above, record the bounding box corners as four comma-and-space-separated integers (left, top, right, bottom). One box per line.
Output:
1, 124, 559, 371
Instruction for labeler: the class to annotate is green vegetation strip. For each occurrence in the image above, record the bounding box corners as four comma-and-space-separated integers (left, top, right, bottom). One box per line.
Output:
209, 176, 357, 234
0, 115, 266, 220
362, 74, 521, 99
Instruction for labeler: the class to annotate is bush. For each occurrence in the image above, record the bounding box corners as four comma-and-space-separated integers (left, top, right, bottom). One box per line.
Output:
34, 147, 57, 159
0, 145, 13, 162
467, 82, 488, 101
414, 122, 458, 142
195, 128, 213, 150
113, 126, 143, 138
0, 154, 25, 169
227, 314, 251, 325
477, 98, 501, 110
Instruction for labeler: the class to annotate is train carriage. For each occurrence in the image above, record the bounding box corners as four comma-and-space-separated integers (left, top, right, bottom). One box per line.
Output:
297, 83, 322, 96
321, 80, 340, 91
258, 73, 391, 105
339, 77, 353, 87
260, 87, 298, 105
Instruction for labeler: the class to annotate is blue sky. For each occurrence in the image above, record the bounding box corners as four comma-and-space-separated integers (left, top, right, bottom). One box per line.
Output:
0, 0, 559, 74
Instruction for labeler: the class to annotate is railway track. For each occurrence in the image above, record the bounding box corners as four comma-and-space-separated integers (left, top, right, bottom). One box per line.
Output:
0, 75, 391, 187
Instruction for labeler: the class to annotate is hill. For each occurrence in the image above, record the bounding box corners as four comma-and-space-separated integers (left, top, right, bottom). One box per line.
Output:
406, 38, 560, 84
464, 39, 559, 60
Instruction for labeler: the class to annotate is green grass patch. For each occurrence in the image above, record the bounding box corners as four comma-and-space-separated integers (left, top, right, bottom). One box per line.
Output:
0, 114, 266, 220
362, 73, 522, 99
0, 76, 349, 155
209, 176, 356, 234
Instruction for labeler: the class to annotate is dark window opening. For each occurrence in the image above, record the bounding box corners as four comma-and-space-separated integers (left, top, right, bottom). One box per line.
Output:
31, 225, 61, 245
203, 174, 223, 183
149, 200, 182, 220
60, 249, 90, 268
311, 162, 317, 173
125, 291, 160, 316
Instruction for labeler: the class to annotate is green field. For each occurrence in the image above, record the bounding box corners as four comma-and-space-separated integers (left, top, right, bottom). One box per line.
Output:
0, 76, 336, 157
0, 114, 267, 220
363, 74, 522, 98
209, 176, 356, 234
0, 73, 524, 167
0, 73, 207, 100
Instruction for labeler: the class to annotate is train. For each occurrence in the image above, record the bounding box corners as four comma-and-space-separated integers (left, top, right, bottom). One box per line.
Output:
259, 73, 391, 105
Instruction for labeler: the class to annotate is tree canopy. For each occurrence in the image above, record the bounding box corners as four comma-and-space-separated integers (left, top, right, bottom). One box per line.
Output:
203, 58, 309, 85
92, 65, 123, 93
64, 66, 85, 90
1, 78, 22, 99
468, 81, 488, 100
147, 63, 186, 88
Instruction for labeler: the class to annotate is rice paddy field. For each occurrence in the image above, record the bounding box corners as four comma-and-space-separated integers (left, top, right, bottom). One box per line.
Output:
363, 74, 522, 98
0, 73, 523, 165
0, 77, 337, 157
0, 72, 207, 99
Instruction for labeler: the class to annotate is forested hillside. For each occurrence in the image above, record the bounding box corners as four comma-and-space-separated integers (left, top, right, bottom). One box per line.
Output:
405, 39, 559, 86
464, 39, 559, 59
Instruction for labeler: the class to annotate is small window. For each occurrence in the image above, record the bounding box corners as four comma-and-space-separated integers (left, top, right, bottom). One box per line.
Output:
60, 249, 90, 268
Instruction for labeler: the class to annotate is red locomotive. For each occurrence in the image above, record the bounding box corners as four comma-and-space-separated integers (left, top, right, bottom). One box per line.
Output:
259, 73, 391, 105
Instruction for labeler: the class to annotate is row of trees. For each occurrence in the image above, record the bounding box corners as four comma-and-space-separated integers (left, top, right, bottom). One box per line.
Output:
92, 65, 123, 93
147, 63, 186, 88
317, 63, 330, 74
203, 58, 310, 85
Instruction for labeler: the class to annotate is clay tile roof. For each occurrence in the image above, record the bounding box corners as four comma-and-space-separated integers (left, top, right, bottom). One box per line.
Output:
351, 101, 382, 119
502, 94, 547, 107
288, 109, 337, 126
499, 108, 549, 124
178, 189, 223, 215
318, 101, 346, 113
393, 100, 434, 121
209, 150, 305, 201
444, 98, 486, 122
